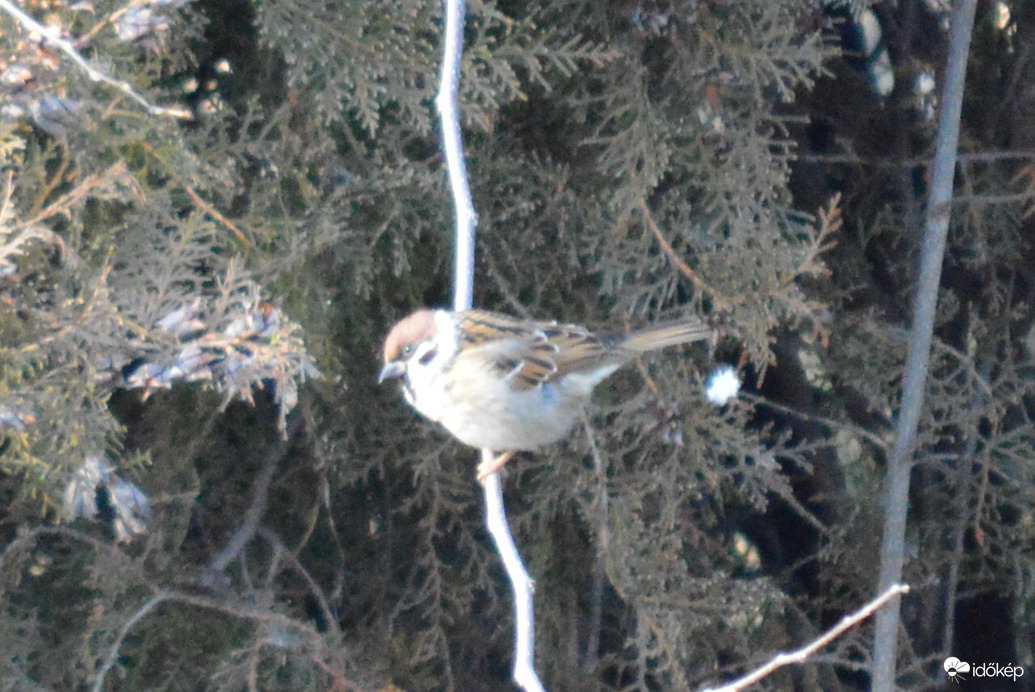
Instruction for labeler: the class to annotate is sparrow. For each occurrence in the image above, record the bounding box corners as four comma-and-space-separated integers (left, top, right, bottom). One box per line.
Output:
379, 309, 719, 480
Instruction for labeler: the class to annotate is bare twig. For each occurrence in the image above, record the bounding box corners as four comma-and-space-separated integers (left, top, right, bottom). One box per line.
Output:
436, 0, 476, 314
581, 420, 607, 672
435, 0, 542, 688
483, 453, 544, 692
872, 2, 979, 689
92, 588, 333, 692
797, 150, 1035, 167
92, 589, 172, 692
201, 438, 285, 584
23, 161, 141, 228
29, 152, 71, 216
258, 527, 339, 635
76, 0, 147, 47
701, 584, 910, 692
939, 358, 991, 681
740, 391, 889, 451
0, 0, 191, 119
0, 525, 110, 574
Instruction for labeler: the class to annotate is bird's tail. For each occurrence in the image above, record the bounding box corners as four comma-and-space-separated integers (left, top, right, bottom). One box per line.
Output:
615, 316, 720, 354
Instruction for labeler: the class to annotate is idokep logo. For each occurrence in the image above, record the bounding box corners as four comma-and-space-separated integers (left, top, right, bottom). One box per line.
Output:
943, 656, 1025, 684
944, 657, 970, 683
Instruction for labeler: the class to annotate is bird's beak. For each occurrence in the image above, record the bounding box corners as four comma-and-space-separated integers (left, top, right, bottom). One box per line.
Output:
378, 361, 406, 383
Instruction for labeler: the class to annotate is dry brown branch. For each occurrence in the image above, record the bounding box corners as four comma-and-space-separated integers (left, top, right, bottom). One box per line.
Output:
23, 161, 142, 228
637, 197, 729, 309
141, 142, 250, 245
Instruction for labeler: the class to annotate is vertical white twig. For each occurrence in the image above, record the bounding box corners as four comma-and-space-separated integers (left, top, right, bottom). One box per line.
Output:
483, 451, 545, 692
435, 0, 476, 313
435, 2, 543, 690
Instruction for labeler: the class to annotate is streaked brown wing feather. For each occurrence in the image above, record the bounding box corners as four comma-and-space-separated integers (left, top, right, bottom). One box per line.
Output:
538, 325, 612, 379
457, 310, 611, 391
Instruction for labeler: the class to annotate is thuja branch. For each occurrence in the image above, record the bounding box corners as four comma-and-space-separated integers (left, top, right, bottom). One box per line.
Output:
0, 0, 191, 119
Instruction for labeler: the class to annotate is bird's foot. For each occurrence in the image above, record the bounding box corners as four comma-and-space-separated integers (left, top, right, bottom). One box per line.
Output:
477, 451, 514, 484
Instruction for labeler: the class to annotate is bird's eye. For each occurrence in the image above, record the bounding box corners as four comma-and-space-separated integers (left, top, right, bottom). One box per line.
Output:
400, 344, 414, 357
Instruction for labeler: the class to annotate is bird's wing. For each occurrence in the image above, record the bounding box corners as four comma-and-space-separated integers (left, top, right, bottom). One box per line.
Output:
457, 310, 612, 391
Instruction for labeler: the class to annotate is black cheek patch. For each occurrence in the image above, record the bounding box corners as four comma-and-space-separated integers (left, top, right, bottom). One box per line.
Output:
418, 348, 437, 366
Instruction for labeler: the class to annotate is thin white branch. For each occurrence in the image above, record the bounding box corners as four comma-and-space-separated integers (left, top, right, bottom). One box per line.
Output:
483, 453, 545, 692
435, 0, 476, 312
0, 0, 191, 119
435, 1, 543, 690
701, 584, 910, 692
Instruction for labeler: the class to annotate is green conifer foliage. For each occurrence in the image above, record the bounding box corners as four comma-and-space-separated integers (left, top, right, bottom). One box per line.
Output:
2, 1, 1034, 690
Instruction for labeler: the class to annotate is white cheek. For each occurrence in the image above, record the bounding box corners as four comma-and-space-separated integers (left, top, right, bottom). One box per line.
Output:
403, 339, 453, 422
396, 311, 460, 425
433, 310, 457, 355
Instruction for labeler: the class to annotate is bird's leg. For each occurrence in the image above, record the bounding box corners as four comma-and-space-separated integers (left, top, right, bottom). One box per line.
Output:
477, 451, 514, 483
